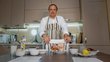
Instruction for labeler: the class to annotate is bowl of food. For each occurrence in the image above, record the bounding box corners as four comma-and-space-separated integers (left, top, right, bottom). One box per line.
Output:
78, 48, 99, 57
29, 48, 39, 55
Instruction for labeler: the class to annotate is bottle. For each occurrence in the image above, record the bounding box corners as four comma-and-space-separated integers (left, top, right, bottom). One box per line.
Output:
84, 37, 87, 44
20, 36, 26, 49
46, 44, 51, 55
79, 37, 87, 53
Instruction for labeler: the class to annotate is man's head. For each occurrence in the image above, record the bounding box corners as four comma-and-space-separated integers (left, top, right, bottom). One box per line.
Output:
48, 4, 58, 18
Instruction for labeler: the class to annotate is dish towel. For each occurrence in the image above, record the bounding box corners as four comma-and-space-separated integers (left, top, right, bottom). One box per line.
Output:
8, 56, 42, 62
72, 57, 103, 62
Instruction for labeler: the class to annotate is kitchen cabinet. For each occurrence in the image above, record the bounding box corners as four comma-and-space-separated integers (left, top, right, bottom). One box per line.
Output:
82, 0, 110, 54
107, 0, 110, 35
82, 0, 109, 45
25, 0, 50, 23
52, 0, 80, 21
11, 0, 24, 26
0, 0, 25, 26
25, 0, 80, 23
0, 0, 11, 26
0, 0, 81, 26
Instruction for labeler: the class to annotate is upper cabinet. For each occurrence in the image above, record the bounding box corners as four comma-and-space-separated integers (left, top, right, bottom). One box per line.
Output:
82, 0, 109, 45
25, 0, 50, 23
25, 0, 80, 23
11, 0, 24, 26
0, 0, 24, 26
0, 0, 81, 25
107, 0, 110, 34
0, 0, 11, 26
53, 0, 80, 21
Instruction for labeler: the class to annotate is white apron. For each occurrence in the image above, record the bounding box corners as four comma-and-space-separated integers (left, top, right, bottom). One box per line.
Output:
44, 17, 69, 53
45, 17, 63, 39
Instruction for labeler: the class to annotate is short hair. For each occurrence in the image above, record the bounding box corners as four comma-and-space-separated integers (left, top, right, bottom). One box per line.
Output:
48, 4, 58, 11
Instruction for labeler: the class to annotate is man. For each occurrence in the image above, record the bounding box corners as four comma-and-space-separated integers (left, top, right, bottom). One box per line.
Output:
39, 4, 71, 44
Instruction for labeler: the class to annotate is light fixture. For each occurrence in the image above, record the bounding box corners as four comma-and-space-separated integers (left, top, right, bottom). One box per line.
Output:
24, 23, 40, 28
67, 23, 83, 27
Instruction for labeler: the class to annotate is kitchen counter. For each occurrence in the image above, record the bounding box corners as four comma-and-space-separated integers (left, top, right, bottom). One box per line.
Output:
8, 52, 110, 62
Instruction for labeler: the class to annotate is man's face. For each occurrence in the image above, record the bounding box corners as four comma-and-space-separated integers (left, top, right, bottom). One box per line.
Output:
48, 5, 57, 18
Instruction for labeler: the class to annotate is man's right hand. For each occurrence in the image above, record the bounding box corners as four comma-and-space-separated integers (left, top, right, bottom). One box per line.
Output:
42, 34, 50, 44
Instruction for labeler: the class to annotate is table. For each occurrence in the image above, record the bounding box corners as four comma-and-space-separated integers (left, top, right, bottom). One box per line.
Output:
9, 52, 110, 62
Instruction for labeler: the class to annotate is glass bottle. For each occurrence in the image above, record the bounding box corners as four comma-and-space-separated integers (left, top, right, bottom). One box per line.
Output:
79, 37, 87, 53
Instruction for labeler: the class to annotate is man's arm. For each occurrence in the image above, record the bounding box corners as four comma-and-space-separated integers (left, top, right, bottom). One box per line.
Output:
39, 17, 50, 43
59, 16, 71, 42
59, 16, 69, 35
39, 18, 47, 37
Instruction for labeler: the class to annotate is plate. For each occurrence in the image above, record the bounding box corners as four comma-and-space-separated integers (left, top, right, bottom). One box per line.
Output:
78, 50, 99, 57
78, 53, 91, 57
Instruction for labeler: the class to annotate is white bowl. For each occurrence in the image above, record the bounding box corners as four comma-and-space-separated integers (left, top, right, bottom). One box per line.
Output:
16, 49, 25, 56
39, 49, 47, 54
29, 48, 39, 55
70, 49, 78, 54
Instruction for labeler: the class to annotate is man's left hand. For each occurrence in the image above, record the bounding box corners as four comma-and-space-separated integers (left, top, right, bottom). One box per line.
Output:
64, 34, 71, 43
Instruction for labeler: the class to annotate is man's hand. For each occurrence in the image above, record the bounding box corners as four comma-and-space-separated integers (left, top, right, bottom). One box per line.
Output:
64, 34, 71, 43
42, 34, 50, 44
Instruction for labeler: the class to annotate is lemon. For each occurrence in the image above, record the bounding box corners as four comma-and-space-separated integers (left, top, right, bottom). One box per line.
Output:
82, 49, 90, 56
